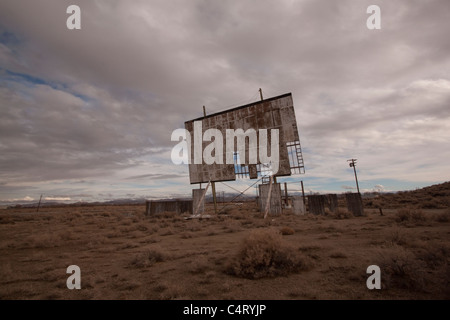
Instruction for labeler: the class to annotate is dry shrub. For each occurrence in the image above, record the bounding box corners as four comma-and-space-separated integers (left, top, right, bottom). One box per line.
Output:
137, 224, 148, 232
147, 248, 166, 262
228, 208, 247, 219
25, 234, 59, 248
222, 220, 242, 233
141, 236, 159, 244
187, 256, 210, 274
129, 248, 167, 268
377, 246, 428, 291
129, 254, 150, 268
17, 214, 36, 222
329, 251, 347, 259
187, 220, 202, 232
395, 209, 410, 222
331, 208, 353, 219
415, 242, 450, 269
387, 228, 408, 247
410, 209, 428, 222
419, 198, 441, 209
58, 230, 77, 241
298, 245, 321, 253
172, 221, 184, 229
106, 232, 120, 239
280, 227, 295, 235
159, 227, 174, 236
180, 232, 193, 239
119, 226, 134, 234
158, 283, 183, 300
122, 218, 133, 226
434, 209, 449, 222
219, 206, 232, 215
241, 218, 255, 227
395, 208, 428, 223
0, 215, 15, 225
158, 211, 177, 219
226, 229, 312, 279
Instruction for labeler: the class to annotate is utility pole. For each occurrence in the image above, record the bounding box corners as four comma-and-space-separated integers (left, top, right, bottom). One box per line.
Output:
258, 88, 277, 185
347, 159, 360, 194
36, 194, 43, 213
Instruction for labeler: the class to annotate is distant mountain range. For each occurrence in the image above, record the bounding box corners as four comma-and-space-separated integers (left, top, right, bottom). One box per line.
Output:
2, 181, 448, 209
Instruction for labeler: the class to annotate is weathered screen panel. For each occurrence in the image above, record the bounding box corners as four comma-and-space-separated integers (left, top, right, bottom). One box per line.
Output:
185, 93, 302, 184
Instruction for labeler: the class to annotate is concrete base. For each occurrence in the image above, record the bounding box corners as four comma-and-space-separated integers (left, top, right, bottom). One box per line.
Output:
192, 189, 205, 215
258, 183, 282, 216
293, 196, 305, 215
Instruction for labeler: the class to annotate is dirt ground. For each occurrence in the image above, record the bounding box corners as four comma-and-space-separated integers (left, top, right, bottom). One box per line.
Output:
0, 201, 449, 300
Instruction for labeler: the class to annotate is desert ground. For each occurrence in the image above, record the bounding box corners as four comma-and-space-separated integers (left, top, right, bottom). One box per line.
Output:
1, 187, 449, 300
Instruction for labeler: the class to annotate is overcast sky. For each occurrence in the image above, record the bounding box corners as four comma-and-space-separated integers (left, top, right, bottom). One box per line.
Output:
1, 0, 449, 203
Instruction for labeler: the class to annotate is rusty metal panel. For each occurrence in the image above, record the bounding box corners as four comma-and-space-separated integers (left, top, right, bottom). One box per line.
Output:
185, 93, 302, 184
325, 194, 339, 213
345, 193, 365, 216
145, 199, 193, 216
308, 195, 326, 215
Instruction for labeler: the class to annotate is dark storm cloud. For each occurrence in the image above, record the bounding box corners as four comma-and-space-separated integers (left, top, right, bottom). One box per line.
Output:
0, 0, 449, 200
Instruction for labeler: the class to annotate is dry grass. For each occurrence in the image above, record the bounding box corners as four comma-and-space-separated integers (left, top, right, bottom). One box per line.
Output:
0, 198, 449, 300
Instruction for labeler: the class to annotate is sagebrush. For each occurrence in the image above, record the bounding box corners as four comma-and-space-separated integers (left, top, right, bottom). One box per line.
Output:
225, 229, 312, 279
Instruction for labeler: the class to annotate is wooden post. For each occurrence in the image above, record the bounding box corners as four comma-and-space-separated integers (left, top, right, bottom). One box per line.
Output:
284, 182, 288, 206
36, 194, 43, 213
211, 182, 218, 214
301, 181, 306, 207
203, 105, 218, 214
264, 175, 273, 219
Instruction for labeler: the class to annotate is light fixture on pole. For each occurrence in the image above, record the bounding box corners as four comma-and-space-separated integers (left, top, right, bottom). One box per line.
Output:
347, 159, 360, 194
